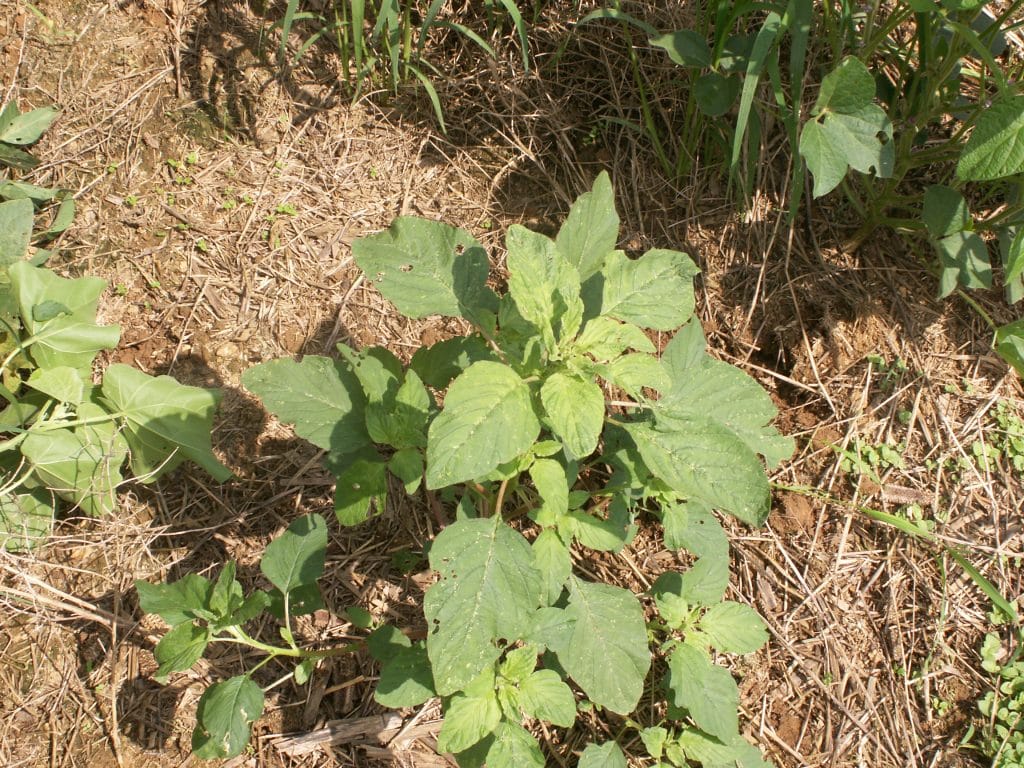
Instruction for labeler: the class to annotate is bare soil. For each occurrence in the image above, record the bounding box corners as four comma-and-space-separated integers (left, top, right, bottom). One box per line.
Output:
2, 0, 1023, 766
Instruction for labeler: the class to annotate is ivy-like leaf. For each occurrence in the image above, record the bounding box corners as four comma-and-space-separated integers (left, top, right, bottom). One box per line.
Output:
260, 513, 328, 595
561, 577, 650, 714
700, 601, 769, 654
376, 645, 436, 708
100, 364, 230, 483
578, 741, 628, 768
425, 361, 539, 488
666, 643, 739, 742
935, 230, 992, 298
0, 198, 33, 265
25, 366, 84, 404
0, 489, 53, 552
191, 676, 265, 759
599, 249, 699, 331
352, 217, 498, 324
812, 56, 876, 114
242, 355, 369, 459
555, 171, 619, 281
957, 95, 1024, 181
540, 371, 604, 459
424, 517, 543, 694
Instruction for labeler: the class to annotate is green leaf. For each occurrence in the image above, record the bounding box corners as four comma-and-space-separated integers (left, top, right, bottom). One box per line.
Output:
555, 172, 619, 281
0, 198, 33, 265
154, 621, 209, 680
574, 316, 655, 361
506, 224, 584, 348
498, 644, 538, 684
0, 106, 59, 145
996, 319, 1024, 376
365, 369, 430, 448
566, 508, 629, 552
367, 624, 412, 662
529, 458, 569, 526
676, 728, 747, 765
135, 574, 214, 626
1000, 226, 1024, 300
388, 447, 423, 494
352, 217, 497, 323
800, 105, 894, 197
25, 366, 84, 403
425, 361, 539, 488
658, 342, 794, 469
639, 726, 668, 760
267, 583, 323, 618
437, 689, 502, 754
700, 601, 769, 654
424, 517, 543, 694
260, 513, 328, 595
0, 180, 58, 201
191, 676, 265, 759
336, 344, 403, 403
649, 29, 711, 68
376, 644, 436, 708
813, 56, 876, 114
208, 561, 242, 619
333, 457, 388, 525
519, 669, 576, 727
599, 249, 699, 331
100, 364, 230, 482
661, 501, 728, 557
0, 143, 38, 171
599, 353, 671, 397
540, 371, 604, 459
695, 71, 740, 117
21, 404, 127, 516
922, 185, 970, 238
666, 643, 739, 742
578, 741, 628, 768
242, 355, 369, 458
0, 489, 53, 552
957, 95, 1024, 181
410, 335, 495, 389
561, 577, 650, 714
294, 657, 315, 685
485, 722, 545, 768
532, 528, 571, 604
223, 590, 271, 628
627, 420, 769, 525
936, 231, 992, 298
9, 262, 120, 372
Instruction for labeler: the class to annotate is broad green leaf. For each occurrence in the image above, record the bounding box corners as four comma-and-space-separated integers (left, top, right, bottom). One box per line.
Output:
375, 645, 436, 708
0, 106, 59, 145
485, 722, 545, 768
525, 605, 575, 655
208, 562, 241, 619
574, 316, 655, 361
649, 29, 711, 68
0, 143, 38, 171
676, 728, 747, 765
0, 180, 57, 201
336, 344, 402, 403
437, 690, 502, 754
1000, 226, 1024, 302
599, 353, 671, 397
425, 362, 539, 488
410, 335, 495, 389
506, 224, 583, 349
935, 231, 992, 298
424, 517, 543, 694
639, 726, 668, 760
242, 355, 369, 458
555, 171, 619, 281
658, 349, 794, 469
666, 643, 739, 742
566, 508, 629, 552
813, 56, 876, 114
0, 489, 52, 551
221, 590, 271, 629
627, 420, 770, 525
599, 249, 699, 331
388, 447, 423, 494
0, 198, 33, 265
365, 369, 430, 448
21, 404, 127, 516
654, 557, 730, 611
267, 583, 323, 618
294, 658, 315, 685
333, 457, 388, 525
366, 624, 412, 663
100, 364, 230, 482
957, 95, 1024, 181
561, 577, 650, 714
661, 501, 728, 557
532, 528, 571, 604
800, 105, 894, 197
352, 217, 497, 323
700, 601, 769, 654
578, 741, 628, 768
695, 71, 740, 117
154, 621, 209, 680
260, 513, 328, 595
922, 185, 969, 238
529, 458, 569, 526
136, 573, 214, 626
9, 262, 120, 371
540, 371, 604, 459
26, 366, 84, 404
519, 669, 576, 727
499, 644, 538, 684
996, 319, 1024, 376
191, 676, 265, 759
651, 571, 692, 629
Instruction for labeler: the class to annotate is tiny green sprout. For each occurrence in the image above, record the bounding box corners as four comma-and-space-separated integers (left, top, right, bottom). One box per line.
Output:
166, 158, 181, 170
165, 192, 175, 205
369, 167, 380, 179
153, 230, 167, 238
148, 279, 161, 290
898, 409, 912, 425
124, 194, 138, 208
185, 151, 199, 165
221, 199, 236, 211
106, 163, 118, 174
114, 283, 129, 296
240, 193, 254, 205
275, 202, 298, 216
196, 238, 209, 253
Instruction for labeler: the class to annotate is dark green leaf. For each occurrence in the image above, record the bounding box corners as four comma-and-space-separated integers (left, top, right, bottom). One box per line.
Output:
666, 643, 738, 742
267, 583, 323, 618
996, 319, 1024, 376
154, 622, 209, 680
376, 644, 436, 707
136, 574, 214, 626
336, 344, 402, 403
649, 29, 711, 68
191, 676, 264, 759
260, 513, 328, 594
0, 198, 33, 265
333, 457, 388, 525
800, 104, 894, 198
695, 72, 740, 117
957, 95, 1024, 181
813, 56, 876, 114
923, 185, 970, 238
367, 624, 412, 662
409, 335, 495, 389
935, 231, 992, 298
388, 447, 423, 494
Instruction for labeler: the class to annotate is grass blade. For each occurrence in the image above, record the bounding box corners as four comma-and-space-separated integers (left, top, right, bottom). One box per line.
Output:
279, 0, 301, 63
406, 62, 446, 134
494, 0, 529, 71
730, 11, 781, 185
576, 8, 657, 38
